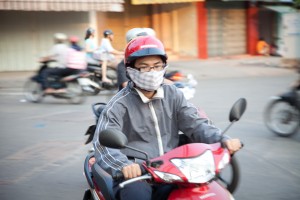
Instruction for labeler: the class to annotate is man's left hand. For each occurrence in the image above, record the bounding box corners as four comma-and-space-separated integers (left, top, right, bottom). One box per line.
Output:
224, 138, 242, 154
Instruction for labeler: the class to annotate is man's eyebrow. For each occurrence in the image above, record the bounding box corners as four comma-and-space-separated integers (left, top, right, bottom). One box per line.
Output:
138, 60, 162, 66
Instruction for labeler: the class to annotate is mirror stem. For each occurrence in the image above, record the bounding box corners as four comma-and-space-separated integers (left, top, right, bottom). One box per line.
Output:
221, 120, 236, 135
125, 145, 150, 165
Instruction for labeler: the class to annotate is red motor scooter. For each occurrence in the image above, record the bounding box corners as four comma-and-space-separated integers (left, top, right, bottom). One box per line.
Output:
83, 98, 246, 200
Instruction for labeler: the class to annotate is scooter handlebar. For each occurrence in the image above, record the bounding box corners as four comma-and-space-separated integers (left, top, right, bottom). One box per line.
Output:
112, 163, 147, 181
112, 170, 124, 180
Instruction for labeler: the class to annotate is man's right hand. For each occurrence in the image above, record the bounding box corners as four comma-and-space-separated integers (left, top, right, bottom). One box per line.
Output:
121, 163, 142, 179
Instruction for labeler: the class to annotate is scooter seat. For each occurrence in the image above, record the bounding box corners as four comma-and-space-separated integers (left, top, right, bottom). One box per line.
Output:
92, 163, 115, 200
87, 66, 101, 73
60, 74, 80, 82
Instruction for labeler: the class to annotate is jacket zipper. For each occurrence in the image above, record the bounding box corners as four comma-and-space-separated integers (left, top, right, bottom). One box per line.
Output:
148, 101, 164, 156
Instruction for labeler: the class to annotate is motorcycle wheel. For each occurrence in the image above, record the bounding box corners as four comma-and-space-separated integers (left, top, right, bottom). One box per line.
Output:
107, 68, 117, 80
66, 81, 86, 104
23, 79, 44, 103
91, 87, 101, 95
82, 85, 101, 96
91, 71, 117, 91
217, 156, 240, 194
264, 99, 300, 137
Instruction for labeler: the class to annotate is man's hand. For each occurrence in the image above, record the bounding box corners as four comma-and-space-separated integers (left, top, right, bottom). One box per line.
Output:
224, 138, 242, 154
122, 163, 142, 180
39, 56, 51, 63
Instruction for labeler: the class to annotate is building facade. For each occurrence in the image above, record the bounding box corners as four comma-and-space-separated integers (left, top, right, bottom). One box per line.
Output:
0, 0, 297, 71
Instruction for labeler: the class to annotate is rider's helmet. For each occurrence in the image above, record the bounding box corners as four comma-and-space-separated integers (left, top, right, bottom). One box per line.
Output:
54, 33, 67, 43
103, 29, 113, 37
142, 28, 156, 37
124, 35, 167, 67
85, 28, 95, 40
69, 35, 79, 43
86, 28, 95, 36
125, 27, 156, 43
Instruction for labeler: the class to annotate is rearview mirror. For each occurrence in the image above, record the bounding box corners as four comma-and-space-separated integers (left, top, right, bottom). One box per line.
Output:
99, 129, 150, 164
99, 129, 128, 149
229, 98, 247, 122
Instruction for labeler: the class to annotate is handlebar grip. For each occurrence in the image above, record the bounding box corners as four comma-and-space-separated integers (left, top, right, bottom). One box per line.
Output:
140, 163, 147, 175
112, 163, 146, 181
241, 141, 244, 148
112, 170, 124, 180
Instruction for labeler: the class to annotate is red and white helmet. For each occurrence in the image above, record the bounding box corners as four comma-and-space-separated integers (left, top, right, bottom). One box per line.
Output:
69, 35, 79, 43
124, 36, 167, 67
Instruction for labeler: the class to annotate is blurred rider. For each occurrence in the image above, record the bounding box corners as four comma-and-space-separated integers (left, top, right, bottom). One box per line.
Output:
84, 28, 118, 84
40, 33, 79, 93
84, 28, 98, 65
96, 29, 124, 84
98, 29, 124, 68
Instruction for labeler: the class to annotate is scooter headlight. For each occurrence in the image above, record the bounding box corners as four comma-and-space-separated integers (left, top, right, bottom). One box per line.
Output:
170, 150, 215, 183
218, 152, 230, 170
154, 171, 183, 183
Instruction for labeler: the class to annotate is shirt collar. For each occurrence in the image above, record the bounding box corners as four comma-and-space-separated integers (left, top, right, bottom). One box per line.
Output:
134, 86, 164, 103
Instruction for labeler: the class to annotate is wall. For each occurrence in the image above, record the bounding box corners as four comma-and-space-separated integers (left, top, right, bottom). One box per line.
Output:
176, 3, 197, 57
152, 3, 197, 57
98, 2, 151, 51
0, 11, 89, 71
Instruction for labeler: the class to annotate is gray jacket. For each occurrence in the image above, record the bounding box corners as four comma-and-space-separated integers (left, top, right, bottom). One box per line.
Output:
93, 83, 224, 176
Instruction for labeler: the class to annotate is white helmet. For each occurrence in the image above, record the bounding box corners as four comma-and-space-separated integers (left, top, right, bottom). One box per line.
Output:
125, 27, 156, 43
54, 33, 67, 43
142, 28, 156, 37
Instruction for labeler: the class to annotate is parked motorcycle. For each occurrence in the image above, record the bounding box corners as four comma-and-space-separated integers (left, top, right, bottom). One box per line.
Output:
23, 60, 90, 104
83, 98, 247, 200
264, 73, 300, 137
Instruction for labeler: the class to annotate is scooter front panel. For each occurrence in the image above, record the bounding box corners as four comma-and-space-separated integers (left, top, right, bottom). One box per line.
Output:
167, 181, 232, 200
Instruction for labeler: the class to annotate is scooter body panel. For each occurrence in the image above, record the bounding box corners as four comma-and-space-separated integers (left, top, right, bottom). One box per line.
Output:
148, 143, 228, 182
168, 181, 232, 200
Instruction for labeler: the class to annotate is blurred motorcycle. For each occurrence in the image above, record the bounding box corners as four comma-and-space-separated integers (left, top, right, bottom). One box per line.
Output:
264, 72, 300, 137
165, 70, 197, 100
24, 60, 89, 104
87, 63, 118, 93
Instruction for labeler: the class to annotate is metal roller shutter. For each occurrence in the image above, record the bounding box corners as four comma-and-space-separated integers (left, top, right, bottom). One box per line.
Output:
207, 8, 246, 57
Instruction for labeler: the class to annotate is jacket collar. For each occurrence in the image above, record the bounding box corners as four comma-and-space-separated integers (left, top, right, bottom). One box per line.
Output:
134, 87, 164, 103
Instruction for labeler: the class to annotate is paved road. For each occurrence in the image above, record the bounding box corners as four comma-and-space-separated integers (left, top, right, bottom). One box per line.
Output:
0, 57, 299, 200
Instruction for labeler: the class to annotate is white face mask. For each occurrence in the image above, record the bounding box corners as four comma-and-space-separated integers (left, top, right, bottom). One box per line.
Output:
127, 66, 168, 91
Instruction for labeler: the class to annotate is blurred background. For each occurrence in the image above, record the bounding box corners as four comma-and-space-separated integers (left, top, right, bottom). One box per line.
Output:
0, 1, 300, 200
0, 0, 299, 71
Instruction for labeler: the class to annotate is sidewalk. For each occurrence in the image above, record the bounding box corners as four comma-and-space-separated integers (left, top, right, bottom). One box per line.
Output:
0, 55, 296, 90
169, 55, 295, 80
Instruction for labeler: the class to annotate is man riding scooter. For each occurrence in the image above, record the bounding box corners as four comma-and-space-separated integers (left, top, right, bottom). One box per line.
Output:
40, 33, 82, 94
92, 35, 242, 200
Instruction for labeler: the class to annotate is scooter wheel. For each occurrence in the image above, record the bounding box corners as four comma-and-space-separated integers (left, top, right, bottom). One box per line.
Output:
264, 99, 300, 137
107, 68, 118, 80
217, 156, 240, 194
23, 80, 44, 103
66, 82, 86, 104
92, 87, 101, 95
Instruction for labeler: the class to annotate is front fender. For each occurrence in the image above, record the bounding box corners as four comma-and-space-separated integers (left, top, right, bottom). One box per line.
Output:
270, 91, 297, 106
269, 96, 282, 101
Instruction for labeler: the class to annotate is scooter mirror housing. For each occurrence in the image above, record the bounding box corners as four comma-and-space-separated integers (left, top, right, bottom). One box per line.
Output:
99, 129, 150, 163
99, 129, 128, 149
229, 98, 247, 122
